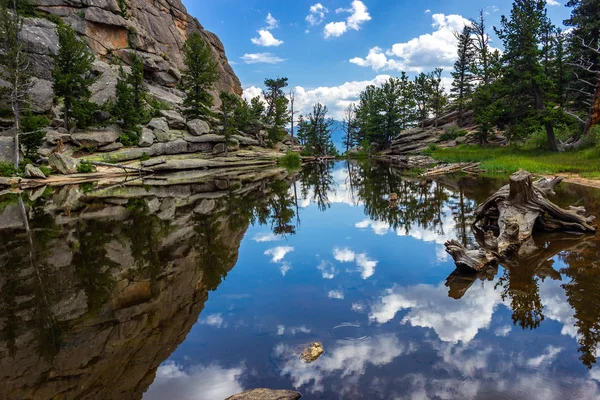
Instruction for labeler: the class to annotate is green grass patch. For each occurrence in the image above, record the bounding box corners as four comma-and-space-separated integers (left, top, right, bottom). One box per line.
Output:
426, 145, 600, 178
278, 151, 302, 169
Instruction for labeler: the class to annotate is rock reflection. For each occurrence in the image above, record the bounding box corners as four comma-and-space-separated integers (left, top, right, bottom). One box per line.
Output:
0, 168, 298, 400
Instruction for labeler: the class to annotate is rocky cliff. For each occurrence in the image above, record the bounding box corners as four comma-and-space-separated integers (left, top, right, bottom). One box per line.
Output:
0, 167, 293, 399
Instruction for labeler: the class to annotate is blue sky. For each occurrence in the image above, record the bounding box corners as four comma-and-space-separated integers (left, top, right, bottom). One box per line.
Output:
184, 0, 572, 118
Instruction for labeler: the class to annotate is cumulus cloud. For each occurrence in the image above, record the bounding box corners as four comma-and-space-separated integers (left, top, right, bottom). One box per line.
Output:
328, 290, 345, 299
280, 262, 292, 276
324, 0, 371, 38
350, 13, 471, 72
241, 53, 285, 64
332, 247, 377, 279
306, 3, 329, 26
547, 0, 560, 5
369, 280, 502, 343
425, 9, 431, 14
495, 325, 512, 337
145, 361, 245, 400
251, 30, 283, 47
265, 246, 294, 262
526, 346, 563, 367
354, 218, 391, 235
317, 260, 337, 279
275, 334, 414, 393
200, 313, 225, 328
252, 232, 282, 242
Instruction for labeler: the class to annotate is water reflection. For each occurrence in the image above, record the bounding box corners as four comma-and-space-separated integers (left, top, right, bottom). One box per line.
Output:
2, 161, 600, 399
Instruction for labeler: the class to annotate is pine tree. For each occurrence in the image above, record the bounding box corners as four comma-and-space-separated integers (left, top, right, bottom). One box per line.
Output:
181, 32, 218, 120
263, 77, 288, 122
218, 91, 239, 156
342, 103, 358, 152
451, 25, 476, 126
398, 71, 417, 131
52, 24, 96, 130
414, 73, 432, 128
298, 103, 334, 156
112, 54, 147, 131
429, 68, 448, 128
471, 11, 492, 87
0, 0, 29, 169
495, 0, 559, 151
267, 96, 289, 144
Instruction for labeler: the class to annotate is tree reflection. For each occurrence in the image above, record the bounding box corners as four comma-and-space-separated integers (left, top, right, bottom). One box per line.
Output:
300, 161, 335, 212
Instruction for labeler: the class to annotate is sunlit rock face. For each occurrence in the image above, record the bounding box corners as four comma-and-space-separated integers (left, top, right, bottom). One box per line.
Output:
0, 168, 292, 400
24, 0, 241, 111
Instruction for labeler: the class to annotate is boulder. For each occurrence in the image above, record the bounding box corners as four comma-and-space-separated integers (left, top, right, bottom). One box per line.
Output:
183, 133, 225, 143
232, 135, 260, 146
153, 129, 172, 143
148, 117, 169, 133
187, 119, 210, 136
194, 199, 216, 214
160, 109, 186, 129
164, 139, 188, 154
226, 389, 302, 400
456, 136, 467, 145
212, 143, 226, 155
72, 128, 120, 149
20, 17, 59, 80
90, 60, 128, 105
139, 128, 155, 147
24, 164, 46, 179
49, 153, 79, 174
29, 78, 54, 113
98, 142, 124, 152
44, 130, 72, 145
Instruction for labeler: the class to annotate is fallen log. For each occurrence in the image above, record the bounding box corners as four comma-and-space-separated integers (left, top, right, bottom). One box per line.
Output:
88, 161, 153, 174
445, 170, 597, 272
420, 162, 482, 178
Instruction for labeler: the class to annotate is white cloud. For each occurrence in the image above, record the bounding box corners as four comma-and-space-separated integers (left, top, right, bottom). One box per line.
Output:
241, 53, 285, 64
201, 313, 225, 328
317, 260, 337, 279
328, 289, 345, 299
265, 13, 279, 30
526, 346, 563, 367
495, 325, 512, 337
251, 30, 284, 47
425, 9, 431, 14
333, 247, 356, 262
265, 246, 294, 262
324, 0, 371, 38
145, 361, 245, 400
275, 334, 415, 394
252, 232, 282, 242
547, 0, 560, 6
350, 13, 471, 72
277, 325, 312, 336
356, 253, 377, 279
242, 86, 263, 101
280, 262, 292, 276
369, 280, 502, 343
354, 218, 391, 235
306, 3, 329, 26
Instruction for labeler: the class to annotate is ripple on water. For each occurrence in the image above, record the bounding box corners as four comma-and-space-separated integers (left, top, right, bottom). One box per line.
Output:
329, 322, 373, 343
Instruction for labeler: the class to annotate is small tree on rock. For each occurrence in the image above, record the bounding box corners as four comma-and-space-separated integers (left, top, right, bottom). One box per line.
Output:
52, 24, 96, 130
218, 91, 240, 156
112, 53, 147, 131
181, 32, 218, 120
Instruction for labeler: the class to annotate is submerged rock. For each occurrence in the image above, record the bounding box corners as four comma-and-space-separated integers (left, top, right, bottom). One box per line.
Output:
226, 389, 302, 400
300, 342, 324, 363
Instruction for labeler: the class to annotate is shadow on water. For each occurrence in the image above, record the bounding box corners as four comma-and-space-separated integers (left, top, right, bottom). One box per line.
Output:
1, 161, 600, 398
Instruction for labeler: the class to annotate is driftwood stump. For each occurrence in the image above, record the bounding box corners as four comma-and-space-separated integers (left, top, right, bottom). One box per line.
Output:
445, 170, 597, 272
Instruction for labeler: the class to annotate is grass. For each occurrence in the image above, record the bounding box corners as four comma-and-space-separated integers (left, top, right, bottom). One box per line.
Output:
278, 151, 302, 169
425, 145, 600, 179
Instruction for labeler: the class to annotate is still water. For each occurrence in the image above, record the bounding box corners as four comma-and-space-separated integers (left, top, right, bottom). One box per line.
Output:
1, 161, 600, 399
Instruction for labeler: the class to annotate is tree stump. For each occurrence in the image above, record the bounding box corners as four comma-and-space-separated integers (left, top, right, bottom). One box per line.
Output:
445, 170, 597, 272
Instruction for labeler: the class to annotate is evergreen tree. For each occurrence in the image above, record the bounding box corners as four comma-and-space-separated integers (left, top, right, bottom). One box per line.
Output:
250, 96, 265, 120
232, 98, 252, 132
471, 11, 492, 86
429, 68, 448, 128
112, 54, 147, 130
379, 77, 404, 146
263, 77, 288, 122
414, 73, 432, 128
355, 85, 384, 146
298, 103, 334, 156
181, 32, 218, 120
451, 25, 476, 126
495, 0, 559, 151
398, 72, 417, 130
0, 0, 29, 169
218, 91, 239, 156
52, 24, 96, 130
268, 96, 289, 144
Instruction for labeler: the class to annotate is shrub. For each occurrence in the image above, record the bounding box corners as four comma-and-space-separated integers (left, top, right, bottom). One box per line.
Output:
77, 161, 94, 174
140, 152, 150, 161
581, 125, 600, 149
278, 151, 302, 169
39, 166, 53, 176
20, 114, 49, 158
427, 143, 440, 152
440, 125, 467, 141
119, 128, 140, 146
0, 162, 16, 177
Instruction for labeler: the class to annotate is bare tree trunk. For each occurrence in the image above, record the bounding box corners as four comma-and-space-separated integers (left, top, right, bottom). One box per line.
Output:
12, 100, 20, 170
584, 80, 600, 135
533, 84, 558, 152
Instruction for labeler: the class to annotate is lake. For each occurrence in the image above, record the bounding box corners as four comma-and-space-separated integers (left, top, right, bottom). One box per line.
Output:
1, 161, 599, 400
